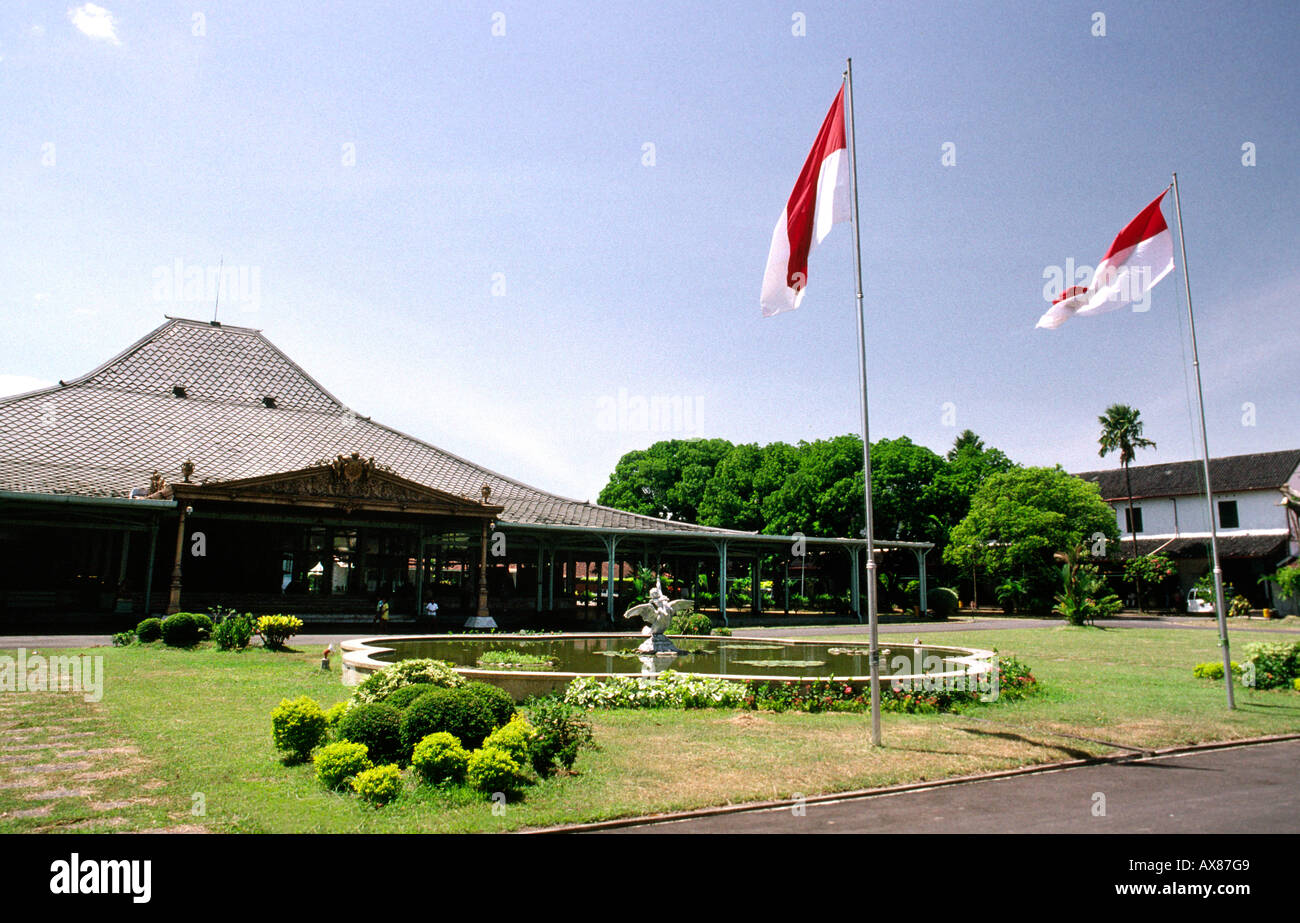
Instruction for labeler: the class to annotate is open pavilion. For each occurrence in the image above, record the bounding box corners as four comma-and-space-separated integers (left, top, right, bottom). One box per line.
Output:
0, 317, 932, 628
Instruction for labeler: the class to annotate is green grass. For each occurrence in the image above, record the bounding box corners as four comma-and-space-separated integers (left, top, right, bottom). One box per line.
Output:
1, 626, 1296, 833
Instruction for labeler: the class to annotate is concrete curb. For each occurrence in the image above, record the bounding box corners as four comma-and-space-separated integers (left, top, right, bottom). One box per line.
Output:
519, 732, 1300, 834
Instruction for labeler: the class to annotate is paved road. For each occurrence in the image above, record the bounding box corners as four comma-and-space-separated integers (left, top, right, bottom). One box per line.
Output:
1, 614, 1295, 649
601, 739, 1300, 834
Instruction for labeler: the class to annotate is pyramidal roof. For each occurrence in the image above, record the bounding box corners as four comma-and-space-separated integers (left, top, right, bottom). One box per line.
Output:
0, 317, 732, 534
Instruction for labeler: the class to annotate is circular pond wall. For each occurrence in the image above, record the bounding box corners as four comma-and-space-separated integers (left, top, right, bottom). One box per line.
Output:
340, 633, 996, 702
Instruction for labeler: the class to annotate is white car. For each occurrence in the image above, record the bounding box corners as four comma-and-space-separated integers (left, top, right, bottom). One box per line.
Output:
1187, 586, 1234, 614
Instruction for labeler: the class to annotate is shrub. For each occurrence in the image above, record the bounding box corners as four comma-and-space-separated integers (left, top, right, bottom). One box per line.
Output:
213, 612, 254, 651
111, 631, 135, 647
314, 741, 373, 790
410, 732, 469, 785
352, 658, 464, 704
711, 626, 732, 636
465, 681, 516, 729
482, 715, 536, 766
135, 617, 163, 643
384, 683, 437, 710
324, 699, 354, 731
563, 671, 747, 709
668, 612, 713, 635
270, 696, 327, 762
255, 614, 303, 650
526, 699, 595, 774
191, 613, 214, 639
466, 746, 527, 796
1228, 596, 1252, 618
1242, 641, 1300, 690
351, 764, 404, 806
336, 702, 405, 765
400, 684, 515, 754
161, 612, 203, 647
1192, 661, 1242, 681
929, 587, 959, 619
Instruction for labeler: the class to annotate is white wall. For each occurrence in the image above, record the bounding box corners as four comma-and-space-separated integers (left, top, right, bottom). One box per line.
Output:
1114, 489, 1287, 536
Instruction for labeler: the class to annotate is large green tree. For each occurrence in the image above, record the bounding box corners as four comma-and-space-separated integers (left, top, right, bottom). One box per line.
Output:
596, 438, 734, 522
943, 466, 1119, 610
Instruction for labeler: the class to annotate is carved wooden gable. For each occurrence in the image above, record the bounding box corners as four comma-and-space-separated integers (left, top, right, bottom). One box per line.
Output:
173, 454, 501, 517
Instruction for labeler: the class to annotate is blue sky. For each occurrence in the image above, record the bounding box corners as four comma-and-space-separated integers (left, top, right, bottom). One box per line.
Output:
2, 1, 1297, 502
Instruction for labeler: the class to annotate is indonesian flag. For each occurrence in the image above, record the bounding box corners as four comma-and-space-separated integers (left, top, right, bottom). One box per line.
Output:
1037, 189, 1176, 329
760, 85, 851, 317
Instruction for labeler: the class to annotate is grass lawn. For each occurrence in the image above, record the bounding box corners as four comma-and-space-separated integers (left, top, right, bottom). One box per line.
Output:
1, 625, 1297, 833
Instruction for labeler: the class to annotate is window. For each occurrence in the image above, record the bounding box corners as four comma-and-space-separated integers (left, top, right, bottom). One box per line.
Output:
1218, 500, 1239, 529
1124, 507, 1144, 534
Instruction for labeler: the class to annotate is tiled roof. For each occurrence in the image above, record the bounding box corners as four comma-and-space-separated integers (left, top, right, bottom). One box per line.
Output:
0, 318, 738, 535
1074, 450, 1300, 501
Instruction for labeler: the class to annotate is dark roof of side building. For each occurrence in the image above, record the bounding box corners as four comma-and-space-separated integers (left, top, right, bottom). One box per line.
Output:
1074, 449, 1300, 501
0, 317, 739, 535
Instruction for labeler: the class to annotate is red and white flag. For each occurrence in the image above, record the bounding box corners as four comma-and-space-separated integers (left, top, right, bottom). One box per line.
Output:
1037, 189, 1176, 329
760, 85, 851, 317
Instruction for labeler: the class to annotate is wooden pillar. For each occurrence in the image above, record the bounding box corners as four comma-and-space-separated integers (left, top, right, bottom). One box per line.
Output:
166, 506, 188, 615
143, 518, 159, 616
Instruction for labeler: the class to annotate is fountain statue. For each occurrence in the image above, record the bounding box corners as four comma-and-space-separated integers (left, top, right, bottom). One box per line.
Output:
623, 580, 694, 655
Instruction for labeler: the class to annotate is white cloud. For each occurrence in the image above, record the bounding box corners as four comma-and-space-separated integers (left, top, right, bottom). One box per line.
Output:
68, 4, 119, 45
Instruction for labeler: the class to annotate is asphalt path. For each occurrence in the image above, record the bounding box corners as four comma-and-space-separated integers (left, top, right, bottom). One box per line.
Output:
2, 613, 1294, 649
597, 738, 1300, 834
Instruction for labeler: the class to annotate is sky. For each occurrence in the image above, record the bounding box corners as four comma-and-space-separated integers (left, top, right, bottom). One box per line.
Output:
1, 1, 1297, 504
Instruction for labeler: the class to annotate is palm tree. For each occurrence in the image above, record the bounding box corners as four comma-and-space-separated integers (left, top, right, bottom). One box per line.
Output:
1098, 404, 1156, 611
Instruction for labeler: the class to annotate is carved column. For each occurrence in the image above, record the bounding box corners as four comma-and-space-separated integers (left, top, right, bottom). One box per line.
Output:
166, 505, 187, 615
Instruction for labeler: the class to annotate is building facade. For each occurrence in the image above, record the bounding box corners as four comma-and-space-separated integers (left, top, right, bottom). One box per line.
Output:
1074, 450, 1300, 611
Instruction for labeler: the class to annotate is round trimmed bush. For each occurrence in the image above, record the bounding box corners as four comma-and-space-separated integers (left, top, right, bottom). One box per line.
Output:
400, 684, 515, 754
929, 587, 959, 619
351, 764, 404, 806
352, 658, 464, 704
384, 683, 436, 710
410, 732, 469, 784
466, 746, 527, 795
191, 613, 214, 639
482, 715, 536, 766
270, 696, 327, 762
161, 612, 202, 647
336, 702, 404, 765
465, 681, 516, 729
314, 741, 373, 790
136, 617, 163, 643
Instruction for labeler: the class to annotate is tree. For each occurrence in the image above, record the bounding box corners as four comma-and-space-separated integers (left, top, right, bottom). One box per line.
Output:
944, 466, 1119, 611
1098, 404, 1156, 609
597, 438, 734, 522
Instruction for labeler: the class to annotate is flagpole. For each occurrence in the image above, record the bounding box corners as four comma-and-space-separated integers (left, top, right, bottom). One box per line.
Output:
844, 57, 883, 745
1171, 171, 1235, 709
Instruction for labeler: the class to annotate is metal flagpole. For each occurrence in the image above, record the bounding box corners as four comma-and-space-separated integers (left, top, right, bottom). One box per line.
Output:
844, 58, 883, 745
1171, 171, 1235, 709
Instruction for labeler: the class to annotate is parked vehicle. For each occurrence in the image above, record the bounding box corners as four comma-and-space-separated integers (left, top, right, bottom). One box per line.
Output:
1187, 585, 1235, 614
